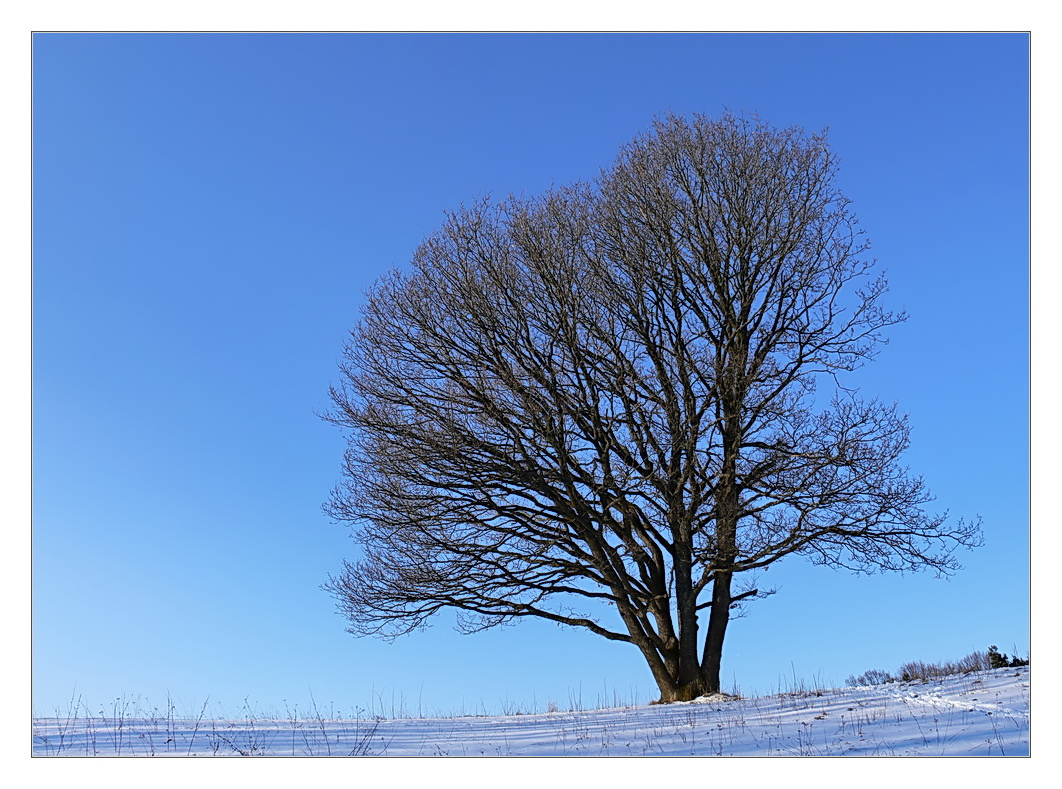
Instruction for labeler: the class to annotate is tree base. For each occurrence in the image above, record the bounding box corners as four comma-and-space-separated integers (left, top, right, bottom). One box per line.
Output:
656, 681, 708, 704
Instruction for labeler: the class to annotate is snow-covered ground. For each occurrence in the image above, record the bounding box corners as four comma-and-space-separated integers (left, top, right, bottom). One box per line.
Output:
32, 666, 1030, 757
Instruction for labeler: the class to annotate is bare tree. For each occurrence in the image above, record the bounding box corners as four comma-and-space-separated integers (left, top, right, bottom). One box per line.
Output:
323, 113, 982, 702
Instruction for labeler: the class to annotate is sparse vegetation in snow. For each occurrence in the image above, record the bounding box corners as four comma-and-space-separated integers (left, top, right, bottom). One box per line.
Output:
32, 666, 1030, 757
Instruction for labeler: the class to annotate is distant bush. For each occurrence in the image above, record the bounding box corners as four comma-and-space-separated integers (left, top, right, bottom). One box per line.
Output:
844, 668, 896, 687
898, 649, 991, 681
846, 645, 1029, 688
988, 645, 1029, 669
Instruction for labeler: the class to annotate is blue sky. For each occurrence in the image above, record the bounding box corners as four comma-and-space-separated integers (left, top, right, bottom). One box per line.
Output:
31, 32, 1029, 717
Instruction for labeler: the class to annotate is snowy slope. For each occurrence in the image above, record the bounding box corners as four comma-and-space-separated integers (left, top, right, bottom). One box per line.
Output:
32, 666, 1030, 757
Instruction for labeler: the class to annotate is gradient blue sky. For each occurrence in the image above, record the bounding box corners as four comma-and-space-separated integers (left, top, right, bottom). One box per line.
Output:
31, 32, 1030, 717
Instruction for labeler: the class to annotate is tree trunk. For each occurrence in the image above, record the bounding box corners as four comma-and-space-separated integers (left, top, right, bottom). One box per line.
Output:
701, 571, 733, 694
656, 678, 706, 703
673, 526, 703, 700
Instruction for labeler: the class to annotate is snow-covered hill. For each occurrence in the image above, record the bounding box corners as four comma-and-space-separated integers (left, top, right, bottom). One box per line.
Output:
32, 666, 1029, 757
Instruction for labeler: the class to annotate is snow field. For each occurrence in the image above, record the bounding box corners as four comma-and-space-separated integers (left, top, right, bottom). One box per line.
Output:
32, 666, 1029, 757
